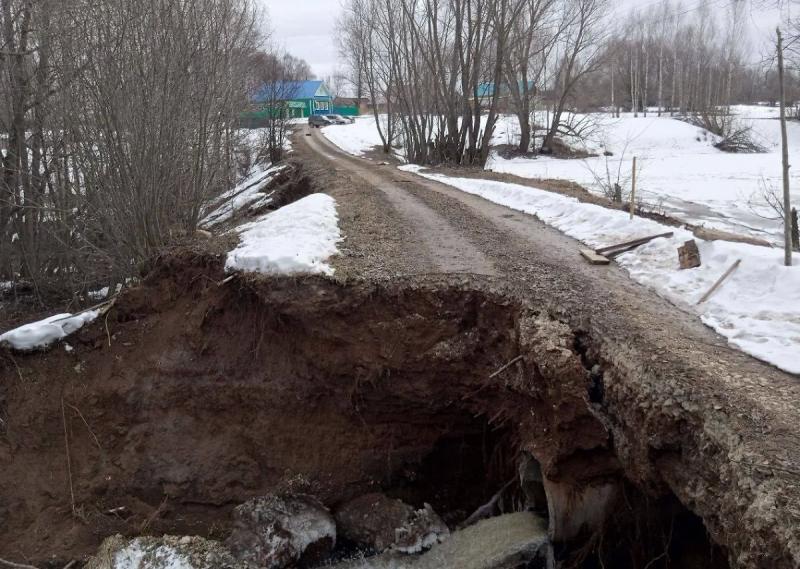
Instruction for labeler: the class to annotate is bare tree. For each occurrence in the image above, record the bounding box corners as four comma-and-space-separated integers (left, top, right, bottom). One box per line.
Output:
504, 0, 563, 153
249, 51, 308, 163
337, 0, 397, 154
0, 0, 261, 301
541, 0, 608, 153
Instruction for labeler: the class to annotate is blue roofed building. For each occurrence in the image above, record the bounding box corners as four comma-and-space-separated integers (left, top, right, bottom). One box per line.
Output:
250, 80, 334, 120
475, 81, 537, 107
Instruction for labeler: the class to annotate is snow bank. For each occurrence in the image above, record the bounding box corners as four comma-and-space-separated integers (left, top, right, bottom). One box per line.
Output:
402, 165, 800, 375
201, 164, 288, 229
225, 193, 341, 276
0, 310, 100, 352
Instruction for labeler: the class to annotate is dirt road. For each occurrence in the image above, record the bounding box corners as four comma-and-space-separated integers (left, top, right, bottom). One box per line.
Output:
300, 126, 800, 568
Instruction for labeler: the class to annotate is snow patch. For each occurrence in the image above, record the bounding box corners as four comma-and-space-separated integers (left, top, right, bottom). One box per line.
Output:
225, 193, 341, 276
113, 541, 194, 569
322, 117, 393, 158
0, 310, 100, 352
402, 165, 800, 375
201, 164, 288, 229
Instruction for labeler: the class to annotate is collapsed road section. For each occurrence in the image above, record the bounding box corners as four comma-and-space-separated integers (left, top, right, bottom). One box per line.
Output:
1, 246, 798, 568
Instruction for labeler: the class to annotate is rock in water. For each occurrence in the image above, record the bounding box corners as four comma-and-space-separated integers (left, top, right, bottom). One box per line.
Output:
85, 535, 242, 569
335, 493, 449, 553
226, 493, 336, 568
329, 511, 548, 569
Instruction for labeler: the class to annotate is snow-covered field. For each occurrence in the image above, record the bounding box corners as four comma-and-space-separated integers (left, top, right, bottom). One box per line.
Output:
225, 193, 342, 276
402, 165, 800, 375
488, 106, 800, 245
323, 107, 800, 245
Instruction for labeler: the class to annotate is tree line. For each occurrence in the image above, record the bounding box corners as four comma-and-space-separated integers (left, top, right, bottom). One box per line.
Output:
337, 0, 791, 161
337, 0, 609, 164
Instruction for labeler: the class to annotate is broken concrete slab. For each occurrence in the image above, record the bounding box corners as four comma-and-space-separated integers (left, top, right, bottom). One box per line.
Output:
328, 512, 548, 569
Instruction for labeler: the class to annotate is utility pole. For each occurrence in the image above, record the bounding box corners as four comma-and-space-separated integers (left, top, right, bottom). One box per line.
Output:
777, 28, 793, 266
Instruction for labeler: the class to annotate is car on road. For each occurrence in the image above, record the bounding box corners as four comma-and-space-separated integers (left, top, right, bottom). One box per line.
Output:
325, 114, 350, 125
309, 115, 333, 128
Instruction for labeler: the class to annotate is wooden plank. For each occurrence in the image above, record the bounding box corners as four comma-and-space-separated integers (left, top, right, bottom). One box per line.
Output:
596, 232, 674, 256
696, 259, 742, 305
580, 249, 611, 265
607, 242, 648, 259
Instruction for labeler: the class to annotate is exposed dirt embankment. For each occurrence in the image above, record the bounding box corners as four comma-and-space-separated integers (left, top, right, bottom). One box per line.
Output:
0, 250, 795, 567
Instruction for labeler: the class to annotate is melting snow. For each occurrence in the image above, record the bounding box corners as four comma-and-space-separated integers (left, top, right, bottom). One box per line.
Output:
113, 541, 194, 569
201, 164, 288, 228
322, 117, 397, 158
225, 193, 341, 276
0, 310, 100, 352
402, 165, 800, 375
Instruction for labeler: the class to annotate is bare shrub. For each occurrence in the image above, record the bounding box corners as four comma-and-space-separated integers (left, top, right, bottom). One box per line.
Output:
686, 112, 766, 153
748, 177, 800, 250
585, 154, 633, 203
1, 0, 260, 303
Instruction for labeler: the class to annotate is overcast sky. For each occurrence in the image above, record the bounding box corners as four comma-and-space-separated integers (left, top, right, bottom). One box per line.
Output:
259, 0, 785, 80
259, 0, 340, 79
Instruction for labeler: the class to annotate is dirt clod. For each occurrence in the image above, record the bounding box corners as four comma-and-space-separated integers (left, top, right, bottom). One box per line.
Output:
335, 493, 449, 554
226, 494, 336, 569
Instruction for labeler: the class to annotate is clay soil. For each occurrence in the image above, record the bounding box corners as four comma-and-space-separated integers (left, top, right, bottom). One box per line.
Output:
0, 251, 612, 565
0, 249, 734, 569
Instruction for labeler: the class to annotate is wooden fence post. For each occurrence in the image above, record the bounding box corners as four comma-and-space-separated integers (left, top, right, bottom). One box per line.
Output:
630, 156, 637, 220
